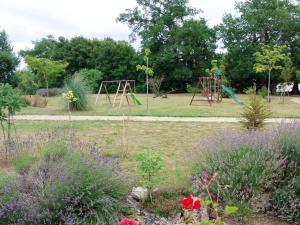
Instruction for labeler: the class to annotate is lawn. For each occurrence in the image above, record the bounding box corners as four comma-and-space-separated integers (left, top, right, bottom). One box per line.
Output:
1, 121, 240, 186
18, 94, 300, 118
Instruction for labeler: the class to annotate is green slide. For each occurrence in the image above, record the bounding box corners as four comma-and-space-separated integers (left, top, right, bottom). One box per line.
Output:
128, 93, 143, 105
221, 85, 243, 105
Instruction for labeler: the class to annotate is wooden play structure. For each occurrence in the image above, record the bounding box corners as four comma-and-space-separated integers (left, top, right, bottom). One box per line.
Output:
95, 80, 141, 108
190, 77, 222, 105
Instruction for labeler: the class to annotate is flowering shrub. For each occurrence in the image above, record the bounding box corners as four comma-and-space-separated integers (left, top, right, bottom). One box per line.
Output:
62, 90, 78, 102
119, 218, 139, 225
192, 122, 300, 221
0, 130, 130, 224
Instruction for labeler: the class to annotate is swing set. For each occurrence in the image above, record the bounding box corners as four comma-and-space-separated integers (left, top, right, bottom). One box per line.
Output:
94, 80, 142, 109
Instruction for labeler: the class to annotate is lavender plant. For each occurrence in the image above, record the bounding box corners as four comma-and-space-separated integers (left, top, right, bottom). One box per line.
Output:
0, 129, 131, 225
192, 122, 300, 220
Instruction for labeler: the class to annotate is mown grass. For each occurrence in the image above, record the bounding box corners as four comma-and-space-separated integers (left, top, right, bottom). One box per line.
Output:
18, 94, 300, 118
1, 121, 240, 186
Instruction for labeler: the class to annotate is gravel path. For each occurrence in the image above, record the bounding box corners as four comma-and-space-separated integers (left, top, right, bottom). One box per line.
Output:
291, 97, 300, 105
13, 115, 300, 123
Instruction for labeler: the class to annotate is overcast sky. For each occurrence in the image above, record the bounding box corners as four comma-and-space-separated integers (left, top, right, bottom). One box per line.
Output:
0, 0, 239, 53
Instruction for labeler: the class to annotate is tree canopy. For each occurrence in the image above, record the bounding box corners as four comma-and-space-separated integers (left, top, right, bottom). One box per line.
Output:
0, 29, 19, 84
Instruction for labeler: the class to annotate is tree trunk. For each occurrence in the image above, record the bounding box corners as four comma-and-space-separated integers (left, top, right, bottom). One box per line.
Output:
46, 79, 49, 98
146, 58, 149, 111
267, 69, 271, 104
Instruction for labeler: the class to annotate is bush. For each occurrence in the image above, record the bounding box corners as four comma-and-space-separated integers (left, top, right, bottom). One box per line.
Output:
186, 84, 199, 93
135, 84, 145, 93
20, 95, 48, 107
77, 69, 103, 93
258, 86, 268, 99
241, 86, 271, 130
0, 130, 130, 224
64, 74, 90, 111
192, 128, 279, 217
192, 122, 300, 221
16, 70, 38, 95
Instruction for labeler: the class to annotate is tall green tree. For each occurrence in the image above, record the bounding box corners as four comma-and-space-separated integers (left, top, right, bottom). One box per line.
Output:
0, 29, 19, 84
254, 44, 288, 103
218, 0, 299, 91
25, 56, 68, 97
118, 0, 216, 90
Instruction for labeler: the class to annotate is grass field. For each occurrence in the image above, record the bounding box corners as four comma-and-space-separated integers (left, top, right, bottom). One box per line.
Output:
1, 121, 241, 186
18, 94, 300, 118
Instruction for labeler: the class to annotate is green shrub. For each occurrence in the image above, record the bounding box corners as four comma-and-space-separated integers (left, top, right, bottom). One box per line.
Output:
241, 85, 271, 130
258, 86, 268, 99
186, 84, 199, 93
16, 70, 38, 95
64, 74, 90, 111
77, 69, 103, 93
11, 151, 36, 172
135, 84, 145, 93
272, 176, 300, 223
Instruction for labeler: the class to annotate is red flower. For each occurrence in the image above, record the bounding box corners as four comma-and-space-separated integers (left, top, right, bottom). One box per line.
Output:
179, 195, 201, 211
119, 218, 138, 225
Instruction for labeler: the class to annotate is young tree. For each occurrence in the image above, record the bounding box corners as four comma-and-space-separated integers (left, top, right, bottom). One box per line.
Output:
137, 48, 154, 110
0, 29, 19, 83
254, 44, 287, 103
25, 56, 68, 97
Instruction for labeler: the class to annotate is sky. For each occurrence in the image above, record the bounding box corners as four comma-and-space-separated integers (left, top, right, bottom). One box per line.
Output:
0, 0, 239, 53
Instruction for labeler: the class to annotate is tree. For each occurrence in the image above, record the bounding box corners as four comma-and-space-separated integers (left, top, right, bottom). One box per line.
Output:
118, 0, 216, 91
0, 29, 19, 84
241, 85, 271, 130
254, 44, 287, 103
0, 84, 26, 159
25, 56, 68, 97
218, 0, 300, 91
137, 48, 154, 110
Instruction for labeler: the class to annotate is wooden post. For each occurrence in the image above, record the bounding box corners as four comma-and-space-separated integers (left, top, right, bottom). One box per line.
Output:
95, 82, 103, 105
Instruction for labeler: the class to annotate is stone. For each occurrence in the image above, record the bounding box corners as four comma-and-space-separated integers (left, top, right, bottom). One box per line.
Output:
132, 187, 149, 201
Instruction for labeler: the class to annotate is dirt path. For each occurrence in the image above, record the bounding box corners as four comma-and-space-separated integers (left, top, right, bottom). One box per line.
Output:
13, 115, 300, 123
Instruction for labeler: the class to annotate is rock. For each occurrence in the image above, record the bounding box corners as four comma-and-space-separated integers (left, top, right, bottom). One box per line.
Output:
132, 187, 148, 202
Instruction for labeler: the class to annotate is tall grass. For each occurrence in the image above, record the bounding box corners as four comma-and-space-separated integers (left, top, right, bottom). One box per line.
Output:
64, 74, 90, 111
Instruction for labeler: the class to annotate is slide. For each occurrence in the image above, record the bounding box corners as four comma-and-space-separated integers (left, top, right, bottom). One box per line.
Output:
221, 85, 243, 105
128, 93, 143, 105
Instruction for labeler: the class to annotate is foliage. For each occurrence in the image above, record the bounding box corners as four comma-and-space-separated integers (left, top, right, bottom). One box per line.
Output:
25, 56, 68, 97
0, 131, 130, 225
149, 76, 164, 97
258, 86, 268, 99
192, 122, 300, 220
143, 184, 190, 217
186, 84, 199, 93
240, 86, 271, 130
15, 70, 38, 95
63, 74, 90, 111
0, 83, 26, 158
192, 174, 238, 224
296, 70, 300, 81
193, 131, 281, 217
76, 69, 103, 93
118, 1, 216, 91
137, 150, 163, 200
11, 151, 35, 173
0, 29, 19, 84
218, 0, 299, 91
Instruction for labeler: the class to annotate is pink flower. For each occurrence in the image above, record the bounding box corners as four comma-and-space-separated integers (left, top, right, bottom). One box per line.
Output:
179, 195, 202, 211
119, 218, 138, 225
